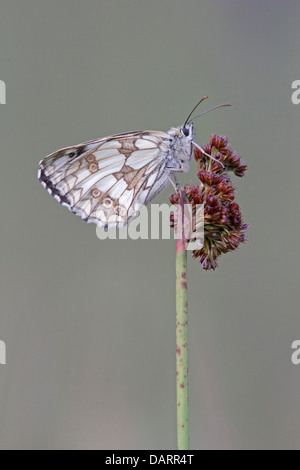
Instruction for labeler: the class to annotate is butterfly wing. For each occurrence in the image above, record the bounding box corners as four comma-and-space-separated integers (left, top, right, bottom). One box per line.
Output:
38, 131, 171, 227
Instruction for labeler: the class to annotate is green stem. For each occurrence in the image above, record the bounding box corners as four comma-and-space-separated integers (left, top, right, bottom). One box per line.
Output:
176, 191, 189, 450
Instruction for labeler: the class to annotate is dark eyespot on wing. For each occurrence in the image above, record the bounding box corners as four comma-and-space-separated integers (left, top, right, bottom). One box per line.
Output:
52, 146, 89, 161
68, 146, 88, 159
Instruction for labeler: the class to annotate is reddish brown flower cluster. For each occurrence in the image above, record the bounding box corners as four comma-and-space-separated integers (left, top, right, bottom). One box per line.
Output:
170, 135, 248, 270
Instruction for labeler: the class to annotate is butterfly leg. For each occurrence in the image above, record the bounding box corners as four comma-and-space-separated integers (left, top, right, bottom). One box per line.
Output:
168, 174, 179, 191
192, 141, 225, 168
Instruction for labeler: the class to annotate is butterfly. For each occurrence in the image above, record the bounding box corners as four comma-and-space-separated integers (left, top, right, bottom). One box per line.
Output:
38, 98, 229, 228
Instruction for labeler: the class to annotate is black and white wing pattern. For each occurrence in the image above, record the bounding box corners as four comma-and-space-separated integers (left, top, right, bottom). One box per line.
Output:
38, 131, 172, 227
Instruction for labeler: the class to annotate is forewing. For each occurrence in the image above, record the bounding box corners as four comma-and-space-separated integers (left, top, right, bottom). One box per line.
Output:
38, 131, 171, 227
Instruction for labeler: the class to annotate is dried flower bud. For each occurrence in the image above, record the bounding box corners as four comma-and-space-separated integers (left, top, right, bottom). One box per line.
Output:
170, 135, 248, 270
194, 134, 248, 177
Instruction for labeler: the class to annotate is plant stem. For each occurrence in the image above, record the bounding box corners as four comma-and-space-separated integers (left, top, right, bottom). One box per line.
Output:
176, 191, 189, 450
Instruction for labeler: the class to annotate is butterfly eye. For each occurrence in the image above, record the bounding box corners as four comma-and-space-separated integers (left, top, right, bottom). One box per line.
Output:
181, 127, 189, 137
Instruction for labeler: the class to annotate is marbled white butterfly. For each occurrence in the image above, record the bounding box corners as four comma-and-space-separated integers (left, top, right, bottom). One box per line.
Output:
38, 99, 229, 228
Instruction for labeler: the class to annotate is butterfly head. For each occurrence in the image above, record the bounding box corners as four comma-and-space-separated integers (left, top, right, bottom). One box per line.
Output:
180, 123, 194, 140
167, 122, 194, 141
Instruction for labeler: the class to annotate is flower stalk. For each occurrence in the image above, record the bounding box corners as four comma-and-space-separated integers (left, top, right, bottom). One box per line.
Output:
171, 135, 248, 449
176, 190, 189, 450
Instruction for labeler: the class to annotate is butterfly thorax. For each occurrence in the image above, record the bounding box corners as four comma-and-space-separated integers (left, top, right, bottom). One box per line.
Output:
164, 125, 194, 173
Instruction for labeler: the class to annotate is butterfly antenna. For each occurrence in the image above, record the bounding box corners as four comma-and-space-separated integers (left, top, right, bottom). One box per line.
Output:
184, 96, 209, 127
187, 103, 231, 125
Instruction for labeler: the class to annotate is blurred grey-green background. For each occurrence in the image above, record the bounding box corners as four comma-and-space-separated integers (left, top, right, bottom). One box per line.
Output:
0, 0, 299, 450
